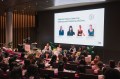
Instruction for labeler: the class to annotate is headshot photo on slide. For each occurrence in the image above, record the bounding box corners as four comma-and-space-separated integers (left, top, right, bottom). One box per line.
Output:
77, 25, 85, 36
67, 26, 75, 36
88, 24, 94, 36
59, 26, 64, 36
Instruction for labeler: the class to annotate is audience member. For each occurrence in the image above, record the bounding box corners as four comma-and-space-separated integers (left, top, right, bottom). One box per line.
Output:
115, 61, 120, 72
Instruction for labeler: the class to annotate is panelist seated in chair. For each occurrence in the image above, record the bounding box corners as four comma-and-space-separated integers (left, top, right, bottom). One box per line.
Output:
42, 43, 52, 54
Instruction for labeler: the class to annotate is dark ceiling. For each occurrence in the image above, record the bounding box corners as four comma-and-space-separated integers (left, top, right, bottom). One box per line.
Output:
0, 0, 53, 12
0, 0, 119, 13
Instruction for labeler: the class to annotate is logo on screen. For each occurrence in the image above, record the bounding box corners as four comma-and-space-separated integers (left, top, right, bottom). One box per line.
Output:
89, 14, 94, 20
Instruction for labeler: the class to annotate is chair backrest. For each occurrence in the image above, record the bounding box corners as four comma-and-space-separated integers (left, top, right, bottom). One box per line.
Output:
85, 74, 98, 79
79, 73, 98, 79
65, 64, 78, 71
86, 69, 94, 74
58, 71, 75, 79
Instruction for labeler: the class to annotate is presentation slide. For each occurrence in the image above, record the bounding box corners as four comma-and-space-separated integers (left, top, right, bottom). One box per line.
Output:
54, 8, 104, 46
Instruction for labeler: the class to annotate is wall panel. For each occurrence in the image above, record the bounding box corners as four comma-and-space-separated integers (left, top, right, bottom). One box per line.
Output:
13, 11, 36, 48
0, 14, 6, 47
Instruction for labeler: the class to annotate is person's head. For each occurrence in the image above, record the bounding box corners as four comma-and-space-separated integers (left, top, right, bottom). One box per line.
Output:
37, 58, 45, 69
93, 55, 100, 65
79, 25, 82, 29
104, 68, 120, 79
45, 52, 49, 58
27, 64, 38, 77
9, 57, 16, 65
63, 57, 68, 64
69, 26, 73, 31
58, 44, 61, 48
97, 61, 103, 70
60, 26, 63, 30
9, 61, 18, 71
37, 58, 44, 64
4, 52, 9, 58
58, 54, 63, 61
89, 24, 93, 29
46, 43, 50, 47
10, 66, 22, 79
94, 55, 100, 61
51, 55, 57, 62
109, 60, 116, 68
80, 55, 85, 60
0, 63, 9, 72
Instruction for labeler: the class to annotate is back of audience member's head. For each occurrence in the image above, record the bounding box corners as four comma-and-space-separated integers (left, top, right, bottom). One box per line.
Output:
49, 55, 57, 65
63, 57, 68, 64
58, 54, 63, 61
4, 52, 9, 58
77, 65, 86, 73
13, 55, 17, 60
79, 55, 86, 65
104, 68, 120, 79
9, 57, 15, 64
37, 58, 45, 69
27, 54, 35, 60
51, 55, 57, 61
97, 61, 104, 70
80, 55, 85, 60
9, 61, 17, 71
109, 60, 116, 68
0, 63, 9, 72
10, 66, 22, 79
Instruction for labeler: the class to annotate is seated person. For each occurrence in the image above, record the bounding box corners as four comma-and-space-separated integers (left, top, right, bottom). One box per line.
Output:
69, 45, 76, 54
79, 55, 86, 65
35, 50, 42, 59
91, 55, 100, 65
26, 64, 39, 79
58, 61, 64, 71
44, 52, 50, 60
49, 55, 57, 66
42, 43, 52, 54
56, 44, 62, 53
36, 58, 45, 69
115, 61, 120, 72
45, 43, 52, 51
93, 61, 104, 75
103, 67, 120, 79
